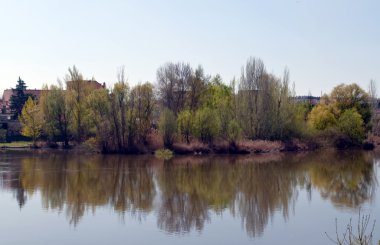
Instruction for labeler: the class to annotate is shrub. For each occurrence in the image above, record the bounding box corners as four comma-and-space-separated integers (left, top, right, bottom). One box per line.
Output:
227, 119, 242, 143
192, 107, 221, 143
155, 148, 174, 160
177, 109, 192, 143
159, 108, 176, 148
337, 108, 365, 144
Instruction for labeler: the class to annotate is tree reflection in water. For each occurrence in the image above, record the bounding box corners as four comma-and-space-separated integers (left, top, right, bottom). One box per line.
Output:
0, 150, 377, 236
19, 154, 156, 225
307, 151, 377, 209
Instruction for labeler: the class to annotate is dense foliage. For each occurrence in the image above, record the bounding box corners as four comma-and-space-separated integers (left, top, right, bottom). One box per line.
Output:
15, 58, 374, 152
19, 96, 43, 146
308, 84, 371, 146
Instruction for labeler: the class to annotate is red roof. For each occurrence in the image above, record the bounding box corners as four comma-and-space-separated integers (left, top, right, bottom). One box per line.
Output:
66, 80, 105, 90
1, 80, 105, 106
2, 89, 44, 102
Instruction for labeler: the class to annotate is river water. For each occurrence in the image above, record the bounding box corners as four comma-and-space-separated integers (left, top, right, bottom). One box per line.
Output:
0, 150, 379, 245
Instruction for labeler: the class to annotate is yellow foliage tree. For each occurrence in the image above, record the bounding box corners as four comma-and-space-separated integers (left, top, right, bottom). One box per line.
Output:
308, 104, 338, 130
19, 97, 43, 146
329, 83, 371, 128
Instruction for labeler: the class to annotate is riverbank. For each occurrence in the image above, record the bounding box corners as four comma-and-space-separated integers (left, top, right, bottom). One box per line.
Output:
1, 136, 375, 156
170, 138, 316, 155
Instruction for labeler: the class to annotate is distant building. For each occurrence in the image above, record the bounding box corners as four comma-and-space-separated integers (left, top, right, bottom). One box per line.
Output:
1, 80, 105, 114
0, 79, 106, 139
237, 91, 321, 106
1, 89, 45, 114
237, 89, 260, 98
66, 80, 106, 90
293, 96, 320, 105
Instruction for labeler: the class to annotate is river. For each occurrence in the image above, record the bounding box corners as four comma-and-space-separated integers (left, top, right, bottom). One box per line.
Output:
0, 150, 379, 244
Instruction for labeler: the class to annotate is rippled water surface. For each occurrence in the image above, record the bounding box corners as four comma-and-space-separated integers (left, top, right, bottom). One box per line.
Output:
0, 150, 379, 245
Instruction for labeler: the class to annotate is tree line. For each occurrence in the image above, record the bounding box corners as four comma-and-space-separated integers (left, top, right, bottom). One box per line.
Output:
17, 57, 376, 152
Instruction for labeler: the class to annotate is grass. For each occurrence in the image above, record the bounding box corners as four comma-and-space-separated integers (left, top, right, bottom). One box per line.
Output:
0, 141, 32, 148
155, 148, 174, 160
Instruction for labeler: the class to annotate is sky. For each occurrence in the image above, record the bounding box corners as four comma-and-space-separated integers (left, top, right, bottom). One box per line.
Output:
0, 0, 379, 97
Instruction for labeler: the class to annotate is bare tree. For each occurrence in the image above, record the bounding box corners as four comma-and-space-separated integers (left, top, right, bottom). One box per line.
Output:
238, 57, 265, 139
368, 79, 378, 135
187, 65, 209, 111
157, 62, 192, 115
237, 58, 295, 140
326, 210, 376, 245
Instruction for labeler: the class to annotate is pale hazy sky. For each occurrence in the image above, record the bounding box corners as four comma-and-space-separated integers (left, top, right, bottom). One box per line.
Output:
0, 0, 379, 96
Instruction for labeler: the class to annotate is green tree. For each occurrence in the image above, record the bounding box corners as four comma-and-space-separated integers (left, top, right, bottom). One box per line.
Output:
40, 83, 71, 147
10, 77, 34, 117
19, 97, 43, 146
272, 69, 298, 139
308, 83, 372, 145
337, 108, 365, 144
130, 82, 155, 144
290, 103, 311, 137
66, 66, 91, 143
159, 108, 176, 148
87, 88, 111, 151
109, 76, 129, 152
177, 109, 192, 143
227, 119, 242, 144
204, 75, 234, 138
330, 83, 371, 129
193, 107, 221, 143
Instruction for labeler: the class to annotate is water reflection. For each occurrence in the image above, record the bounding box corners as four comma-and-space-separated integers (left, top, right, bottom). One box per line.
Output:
307, 151, 376, 209
19, 155, 156, 225
0, 150, 377, 237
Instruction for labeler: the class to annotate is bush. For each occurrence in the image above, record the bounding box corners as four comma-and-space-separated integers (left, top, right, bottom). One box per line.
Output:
192, 107, 221, 143
308, 104, 337, 130
159, 108, 176, 148
227, 119, 242, 143
338, 108, 365, 144
155, 148, 174, 160
177, 109, 192, 143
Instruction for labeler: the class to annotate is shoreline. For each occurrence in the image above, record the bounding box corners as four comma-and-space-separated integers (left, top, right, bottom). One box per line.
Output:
0, 138, 376, 156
